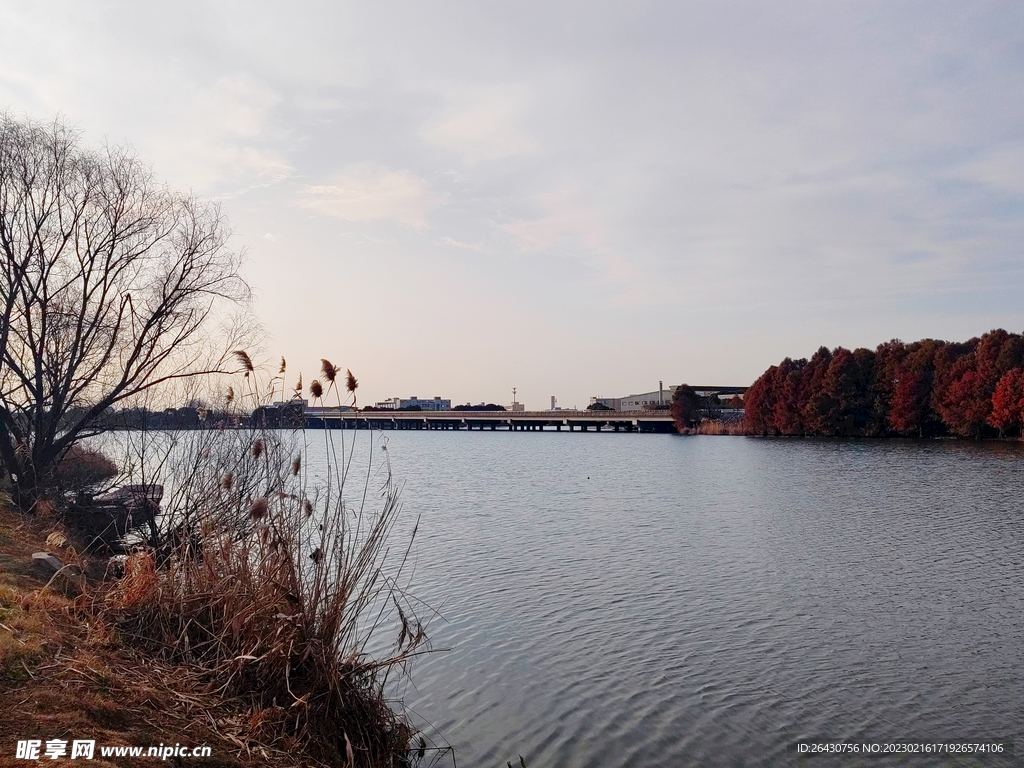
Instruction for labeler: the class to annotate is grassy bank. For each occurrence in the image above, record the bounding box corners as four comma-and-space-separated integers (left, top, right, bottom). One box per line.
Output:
0, 453, 428, 768
0, 498, 270, 766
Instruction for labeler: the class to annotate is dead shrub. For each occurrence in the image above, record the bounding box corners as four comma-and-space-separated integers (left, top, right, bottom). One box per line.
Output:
53, 445, 119, 491
101, 385, 430, 766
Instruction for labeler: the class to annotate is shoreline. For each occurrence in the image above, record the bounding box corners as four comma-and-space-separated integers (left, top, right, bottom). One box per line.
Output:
0, 500, 321, 767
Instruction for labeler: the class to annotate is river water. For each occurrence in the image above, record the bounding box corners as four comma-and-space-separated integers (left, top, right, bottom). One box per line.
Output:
299, 432, 1023, 767
99, 430, 1024, 766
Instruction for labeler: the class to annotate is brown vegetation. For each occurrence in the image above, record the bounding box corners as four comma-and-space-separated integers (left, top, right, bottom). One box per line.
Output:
52, 446, 119, 493
669, 384, 702, 432
743, 330, 1024, 438
1, 370, 437, 766
0, 498, 255, 766
102, 428, 427, 766
694, 420, 746, 436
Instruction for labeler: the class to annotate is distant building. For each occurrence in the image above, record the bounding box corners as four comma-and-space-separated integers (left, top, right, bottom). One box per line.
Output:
305, 405, 354, 417
590, 388, 672, 410
591, 383, 747, 411
374, 396, 451, 411
618, 391, 669, 410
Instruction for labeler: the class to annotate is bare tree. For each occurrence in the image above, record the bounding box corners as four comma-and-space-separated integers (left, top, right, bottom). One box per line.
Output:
0, 114, 250, 505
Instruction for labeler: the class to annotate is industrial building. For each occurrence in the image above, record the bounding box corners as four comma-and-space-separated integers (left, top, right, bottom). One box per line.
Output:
590, 383, 746, 411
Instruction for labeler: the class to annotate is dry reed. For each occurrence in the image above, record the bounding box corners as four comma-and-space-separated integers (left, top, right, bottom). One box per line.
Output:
98, 360, 434, 767
695, 419, 747, 435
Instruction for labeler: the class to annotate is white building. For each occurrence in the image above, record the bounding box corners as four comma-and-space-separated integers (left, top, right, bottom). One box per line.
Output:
592, 383, 675, 410
403, 396, 451, 411
619, 386, 675, 409
591, 383, 746, 411
372, 396, 451, 410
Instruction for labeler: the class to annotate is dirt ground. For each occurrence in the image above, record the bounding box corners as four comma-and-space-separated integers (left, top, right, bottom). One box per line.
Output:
0, 500, 290, 768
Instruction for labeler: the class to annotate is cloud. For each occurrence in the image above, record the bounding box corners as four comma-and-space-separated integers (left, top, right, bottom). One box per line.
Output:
296, 164, 441, 227
436, 235, 487, 253
422, 86, 536, 164
169, 75, 292, 191
500, 187, 609, 253
951, 144, 1024, 193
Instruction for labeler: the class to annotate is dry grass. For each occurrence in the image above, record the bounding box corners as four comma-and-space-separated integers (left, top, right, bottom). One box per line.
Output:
0, 502, 259, 766
1, 360, 437, 767
94, 376, 433, 766
694, 419, 747, 435
52, 444, 119, 492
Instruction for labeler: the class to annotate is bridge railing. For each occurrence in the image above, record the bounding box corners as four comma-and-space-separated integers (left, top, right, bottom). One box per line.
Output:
309, 409, 675, 420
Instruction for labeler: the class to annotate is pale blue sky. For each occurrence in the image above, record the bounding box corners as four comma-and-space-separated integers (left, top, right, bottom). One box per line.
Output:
2, 1, 1022, 408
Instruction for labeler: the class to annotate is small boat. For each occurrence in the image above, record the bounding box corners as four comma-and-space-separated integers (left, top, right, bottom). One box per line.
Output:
67, 484, 163, 552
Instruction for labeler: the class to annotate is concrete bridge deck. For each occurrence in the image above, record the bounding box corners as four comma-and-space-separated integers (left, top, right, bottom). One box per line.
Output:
305, 409, 679, 433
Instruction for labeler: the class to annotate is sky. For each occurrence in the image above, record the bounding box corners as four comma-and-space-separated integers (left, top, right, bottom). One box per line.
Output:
1, 1, 1023, 410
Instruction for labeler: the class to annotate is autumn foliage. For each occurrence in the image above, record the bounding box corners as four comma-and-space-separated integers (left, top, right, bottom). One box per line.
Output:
670, 384, 702, 431
744, 330, 1024, 438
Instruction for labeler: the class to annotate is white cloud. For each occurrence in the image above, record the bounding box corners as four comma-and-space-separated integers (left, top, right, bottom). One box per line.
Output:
165, 75, 291, 191
422, 86, 536, 164
0, 3, 291, 195
296, 163, 440, 227
500, 186, 609, 253
951, 144, 1024, 192
436, 236, 487, 253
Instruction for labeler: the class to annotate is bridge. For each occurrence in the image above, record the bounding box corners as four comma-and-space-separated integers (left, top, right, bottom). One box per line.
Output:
304, 409, 680, 433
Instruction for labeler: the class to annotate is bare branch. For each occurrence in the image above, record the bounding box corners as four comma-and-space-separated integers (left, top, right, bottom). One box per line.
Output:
0, 112, 253, 500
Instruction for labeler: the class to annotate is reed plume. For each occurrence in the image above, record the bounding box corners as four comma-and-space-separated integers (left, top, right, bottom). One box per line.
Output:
234, 350, 254, 377
247, 497, 268, 520
321, 359, 338, 384
310, 379, 323, 399
346, 369, 358, 406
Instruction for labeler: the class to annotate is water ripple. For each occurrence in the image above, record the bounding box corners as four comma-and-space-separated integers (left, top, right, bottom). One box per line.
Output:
310, 434, 1024, 767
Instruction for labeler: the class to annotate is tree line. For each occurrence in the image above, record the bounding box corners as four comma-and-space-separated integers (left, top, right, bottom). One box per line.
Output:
742, 329, 1024, 438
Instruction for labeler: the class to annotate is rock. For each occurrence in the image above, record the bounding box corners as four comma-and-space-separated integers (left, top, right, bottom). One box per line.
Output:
30, 551, 86, 595
32, 551, 64, 571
